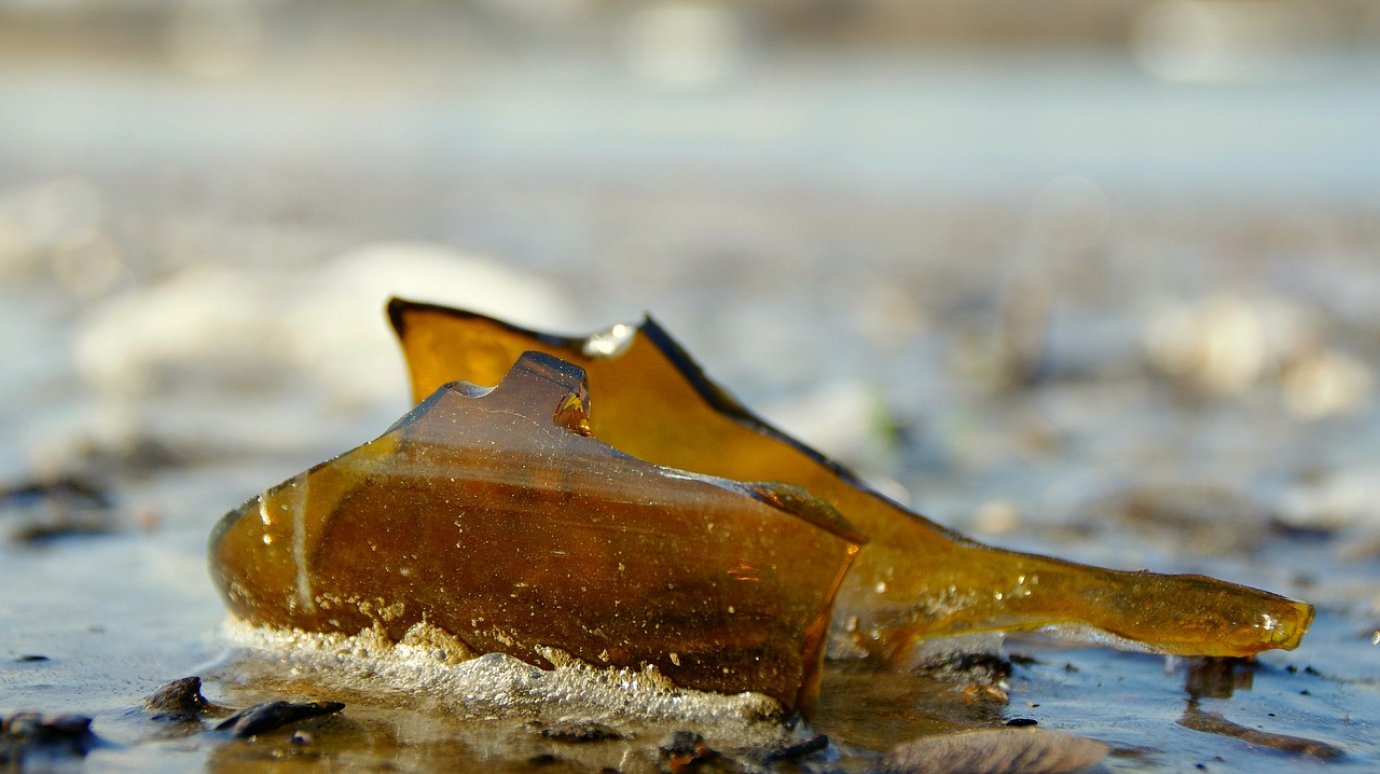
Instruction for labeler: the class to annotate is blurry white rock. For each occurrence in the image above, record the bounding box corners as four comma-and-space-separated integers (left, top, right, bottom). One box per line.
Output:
1142, 293, 1310, 395
1142, 292, 1372, 418
75, 265, 272, 396
1280, 348, 1372, 420
624, 1, 747, 91
1132, 0, 1338, 84
972, 499, 1022, 536
73, 243, 574, 411
1280, 464, 1380, 533
282, 243, 574, 409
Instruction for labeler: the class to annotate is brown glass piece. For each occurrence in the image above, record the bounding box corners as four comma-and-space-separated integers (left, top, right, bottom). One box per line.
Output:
387, 299, 1313, 661
209, 352, 862, 711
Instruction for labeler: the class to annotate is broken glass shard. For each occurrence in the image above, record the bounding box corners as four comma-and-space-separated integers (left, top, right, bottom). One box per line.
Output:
210, 352, 862, 711
386, 299, 1313, 662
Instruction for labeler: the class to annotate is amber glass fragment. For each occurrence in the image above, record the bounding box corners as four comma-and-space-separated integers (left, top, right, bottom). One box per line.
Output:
210, 352, 861, 711
388, 299, 1313, 661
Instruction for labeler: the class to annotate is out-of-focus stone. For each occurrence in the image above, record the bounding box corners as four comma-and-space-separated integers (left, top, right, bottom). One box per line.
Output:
72, 245, 573, 408
1281, 465, 1380, 533
1281, 348, 1371, 419
1143, 294, 1309, 396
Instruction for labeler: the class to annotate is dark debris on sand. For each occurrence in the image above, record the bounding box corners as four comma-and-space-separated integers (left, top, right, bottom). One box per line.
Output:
530, 719, 627, 743
659, 730, 718, 771
0, 473, 118, 543
213, 700, 345, 739
143, 676, 345, 743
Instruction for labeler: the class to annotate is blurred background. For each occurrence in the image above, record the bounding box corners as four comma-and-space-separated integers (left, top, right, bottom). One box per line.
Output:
3, 0, 1378, 513
2, 1, 1379, 769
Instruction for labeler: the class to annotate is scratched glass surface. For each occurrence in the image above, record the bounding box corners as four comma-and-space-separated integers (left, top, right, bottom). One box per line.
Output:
2, 2, 1379, 771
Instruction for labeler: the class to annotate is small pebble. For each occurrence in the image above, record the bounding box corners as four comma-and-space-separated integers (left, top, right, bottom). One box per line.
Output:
144, 676, 214, 721
0, 711, 99, 760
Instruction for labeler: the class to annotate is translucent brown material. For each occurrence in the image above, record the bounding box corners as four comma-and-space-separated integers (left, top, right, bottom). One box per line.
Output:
388, 299, 1314, 661
209, 352, 862, 711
